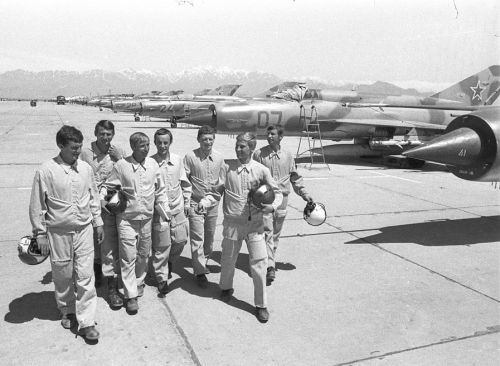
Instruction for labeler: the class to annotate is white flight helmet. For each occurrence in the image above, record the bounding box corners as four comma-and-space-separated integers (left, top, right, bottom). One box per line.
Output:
104, 185, 127, 215
249, 183, 275, 208
303, 202, 327, 226
18, 235, 49, 265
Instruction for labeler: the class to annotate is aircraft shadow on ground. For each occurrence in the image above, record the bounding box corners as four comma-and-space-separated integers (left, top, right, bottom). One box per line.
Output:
346, 216, 500, 246
295, 155, 448, 172
4, 291, 59, 324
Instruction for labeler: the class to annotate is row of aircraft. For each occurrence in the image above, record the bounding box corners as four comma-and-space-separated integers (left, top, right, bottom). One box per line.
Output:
86, 65, 500, 180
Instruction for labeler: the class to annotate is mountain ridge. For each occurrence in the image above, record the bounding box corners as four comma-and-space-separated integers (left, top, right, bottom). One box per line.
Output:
0, 68, 434, 99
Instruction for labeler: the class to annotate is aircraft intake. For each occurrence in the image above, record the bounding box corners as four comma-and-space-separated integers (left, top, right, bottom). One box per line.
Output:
404, 108, 500, 181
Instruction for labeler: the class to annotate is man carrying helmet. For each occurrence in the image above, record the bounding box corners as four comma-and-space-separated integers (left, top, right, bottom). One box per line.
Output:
104, 132, 170, 314
80, 120, 126, 309
253, 125, 313, 285
200, 132, 282, 323
29, 125, 103, 341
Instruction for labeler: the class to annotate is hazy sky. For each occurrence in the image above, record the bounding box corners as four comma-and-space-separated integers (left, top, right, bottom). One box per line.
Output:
0, 0, 498, 89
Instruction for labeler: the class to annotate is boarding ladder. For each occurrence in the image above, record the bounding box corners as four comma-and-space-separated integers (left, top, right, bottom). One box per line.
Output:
296, 104, 329, 170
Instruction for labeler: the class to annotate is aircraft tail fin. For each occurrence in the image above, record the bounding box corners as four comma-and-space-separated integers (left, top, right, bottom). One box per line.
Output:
430, 65, 500, 106
205, 84, 242, 96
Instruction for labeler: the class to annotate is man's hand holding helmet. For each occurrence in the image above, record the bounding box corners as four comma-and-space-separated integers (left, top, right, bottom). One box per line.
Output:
302, 193, 313, 203
36, 235, 50, 256
259, 203, 275, 214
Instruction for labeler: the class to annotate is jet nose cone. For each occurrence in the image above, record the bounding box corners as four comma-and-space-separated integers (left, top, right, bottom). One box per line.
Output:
404, 127, 482, 166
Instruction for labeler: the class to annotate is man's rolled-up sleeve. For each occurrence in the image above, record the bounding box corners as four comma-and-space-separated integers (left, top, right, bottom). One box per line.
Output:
89, 168, 103, 227
29, 170, 48, 237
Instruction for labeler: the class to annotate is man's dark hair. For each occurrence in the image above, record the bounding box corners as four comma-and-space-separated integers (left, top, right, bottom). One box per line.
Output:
267, 125, 284, 136
154, 128, 173, 144
56, 125, 83, 146
197, 125, 216, 140
94, 120, 115, 135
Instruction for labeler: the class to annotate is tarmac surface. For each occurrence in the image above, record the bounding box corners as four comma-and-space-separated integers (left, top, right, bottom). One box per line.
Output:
0, 101, 499, 365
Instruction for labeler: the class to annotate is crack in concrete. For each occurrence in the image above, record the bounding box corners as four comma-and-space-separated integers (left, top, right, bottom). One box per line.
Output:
333, 326, 500, 365
370, 242, 499, 303
158, 297, 203, 366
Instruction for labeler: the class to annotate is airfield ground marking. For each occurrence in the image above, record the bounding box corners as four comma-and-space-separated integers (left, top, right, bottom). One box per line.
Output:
368, 170, 422, 183
334, 171, 497, 222
286, 201, 500, 304
355, 175, 393, 179
0, 108, 36, 138
283, 212, 500, 363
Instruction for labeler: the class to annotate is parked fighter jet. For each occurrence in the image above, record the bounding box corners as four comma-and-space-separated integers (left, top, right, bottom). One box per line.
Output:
111, 84, 243, 123
403, 106, 500, 182
151, 66, 499, 163
88, 94, 135, 111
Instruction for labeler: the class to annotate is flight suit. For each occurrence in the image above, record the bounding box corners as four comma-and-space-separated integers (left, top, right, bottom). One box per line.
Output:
151, 153, 191, 285
206, 159, 282, 307
184, 148, 224, 276
80, 141, 126, 278
253, 146, 310, 268
105, 156, 169, 300
29, 156, 103, 329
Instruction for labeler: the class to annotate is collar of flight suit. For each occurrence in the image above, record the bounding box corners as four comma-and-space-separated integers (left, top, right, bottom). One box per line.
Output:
237, 159, 255, 174
268, 145, 282, 159
130, 156, 148, 172
55, 155, 79, 173
201, 151, 214, 161
152, 153, 175, 168
90, 140, 114, 158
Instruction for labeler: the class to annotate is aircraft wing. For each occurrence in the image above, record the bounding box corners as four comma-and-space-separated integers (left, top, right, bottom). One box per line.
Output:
344, 103, 478, 111
317, 118, 448, 131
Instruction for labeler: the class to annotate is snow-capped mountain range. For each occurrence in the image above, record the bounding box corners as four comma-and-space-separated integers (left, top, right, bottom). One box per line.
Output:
0, 67, 434, 99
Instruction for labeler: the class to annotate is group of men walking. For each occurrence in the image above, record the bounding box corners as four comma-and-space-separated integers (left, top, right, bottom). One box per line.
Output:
29, 120, 313, 342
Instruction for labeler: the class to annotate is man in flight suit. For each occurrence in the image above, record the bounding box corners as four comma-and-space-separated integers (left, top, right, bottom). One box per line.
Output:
29, 125, 103, 341
80, 119, 126, 308
200, 132, 282, 323
150, 128, 191, 295
253, 125, 313, 285
183, 125, 224, 287
105, 132, 170, 314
